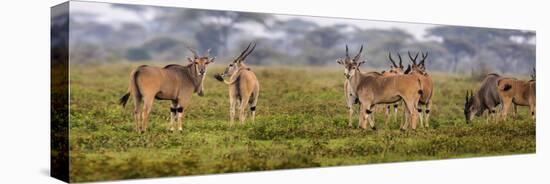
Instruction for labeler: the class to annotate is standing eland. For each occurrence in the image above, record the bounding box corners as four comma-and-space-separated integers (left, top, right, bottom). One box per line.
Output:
405, 51, 434, 128
119, 47, 215, 133
337, 45, 423, 130
214, 43, 260, 126
496, 68, 536, 121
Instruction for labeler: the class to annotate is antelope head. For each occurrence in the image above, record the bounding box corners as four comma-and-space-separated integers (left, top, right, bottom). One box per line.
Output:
406, 51, 428, 75
464, 90, 482, 124
218, 42, 256, 79
387, 52, 405, 75
187, 47, 215, 77
337, 44, 365, 79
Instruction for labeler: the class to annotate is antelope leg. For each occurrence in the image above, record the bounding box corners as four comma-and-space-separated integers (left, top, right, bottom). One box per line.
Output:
239, 97, 250, 125
359, 105, 366, 129
348, 107, 354, 128
425, 101, 431, 128
229, 97, 236, 127
169, 103, 178, 131
384, 105, 390, 128
368, 108, 376, 130
417, 105, 424, 128
513, 104, 518, 119
530, 104, 536, 121
406, 101, 418, 130
133, 99, 142, 133
501, 99, 512, 122
401, 106, 409, 130
141, 96, 154, 133
177, 108, 184, 131
393, 104, 398, 124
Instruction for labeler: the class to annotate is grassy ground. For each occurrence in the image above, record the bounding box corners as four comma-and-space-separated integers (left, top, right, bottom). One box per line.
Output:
68, 63, 535, 182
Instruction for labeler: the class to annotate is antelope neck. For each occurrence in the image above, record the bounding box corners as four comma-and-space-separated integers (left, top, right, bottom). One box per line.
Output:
185, 63, 203, 92
348, 68, 363, 91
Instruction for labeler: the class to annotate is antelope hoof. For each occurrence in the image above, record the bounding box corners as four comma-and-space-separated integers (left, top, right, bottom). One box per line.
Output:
198, 91, 204, 97
371, 126, 377, 131
178, 127, 183, 131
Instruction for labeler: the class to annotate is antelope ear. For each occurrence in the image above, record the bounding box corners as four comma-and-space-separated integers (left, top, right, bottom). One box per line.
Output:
358, 60, 366, 66
187, 57, 194, 63
336, 59, 343, 65
208, 57, 216, 64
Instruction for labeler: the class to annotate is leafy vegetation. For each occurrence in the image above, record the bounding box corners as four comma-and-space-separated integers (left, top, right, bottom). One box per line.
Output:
68, 63, 535, 182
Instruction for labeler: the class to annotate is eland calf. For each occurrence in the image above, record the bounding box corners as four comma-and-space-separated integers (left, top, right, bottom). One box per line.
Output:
119, 47, 215, 133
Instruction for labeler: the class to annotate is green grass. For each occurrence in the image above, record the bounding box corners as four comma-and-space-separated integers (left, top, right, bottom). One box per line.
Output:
68, 63, 535, 182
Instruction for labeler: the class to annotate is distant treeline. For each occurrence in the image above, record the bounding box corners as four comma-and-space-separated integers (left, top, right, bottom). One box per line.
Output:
54, 3, 535, 75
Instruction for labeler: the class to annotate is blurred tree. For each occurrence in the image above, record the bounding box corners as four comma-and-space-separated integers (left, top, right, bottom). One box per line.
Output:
487, 40, 535, 74
126, 47, 151, 61
166, 10, 273, 56
441, 37, 476, 72
304, 26, 344, 49
350, 29, 413, 68
68, 4, 535, 74
142, 37, 195, 61
272, 19, 319, 55
427, 26, 535, 73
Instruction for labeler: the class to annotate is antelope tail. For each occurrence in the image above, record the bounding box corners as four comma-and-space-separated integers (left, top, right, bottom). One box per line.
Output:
502, 84, 512, 91
119, 67, 143, 107
497, 79, 512, 91
119, 93, 130, 107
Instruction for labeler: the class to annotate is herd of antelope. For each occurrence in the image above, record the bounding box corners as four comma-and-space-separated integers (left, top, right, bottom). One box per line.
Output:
119, 43, 535, 133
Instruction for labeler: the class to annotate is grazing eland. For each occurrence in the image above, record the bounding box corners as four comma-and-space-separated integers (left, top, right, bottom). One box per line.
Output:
464, 73, 503, 124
